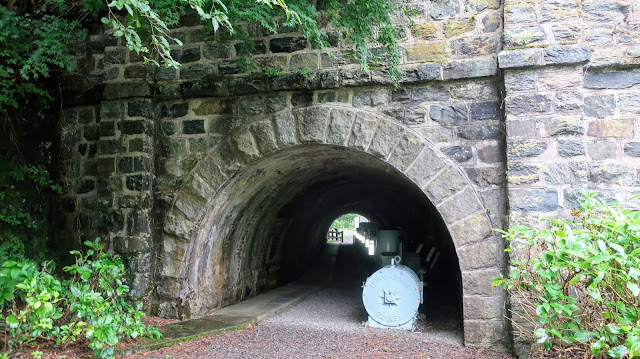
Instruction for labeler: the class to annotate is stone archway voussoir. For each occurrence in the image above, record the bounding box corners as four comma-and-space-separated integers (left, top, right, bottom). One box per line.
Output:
294, 106, 331, 143
249, 119, 280, 155
388, 131, 427, 172
326, 108, 356, 146
405, 146, 447, 189
346, 112, 380, 151
272, 111, 298, 147
449, 212, 493, 248
424, 166, 468, 205
457, 237, 502, 271
367, 118, 404, 159
436, 186, 484, 225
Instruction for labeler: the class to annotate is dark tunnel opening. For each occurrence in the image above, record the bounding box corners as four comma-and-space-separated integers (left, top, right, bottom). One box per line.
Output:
189, 144, 463, 326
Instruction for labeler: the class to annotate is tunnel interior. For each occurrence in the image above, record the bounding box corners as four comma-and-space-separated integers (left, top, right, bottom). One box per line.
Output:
187, 144, 462, 323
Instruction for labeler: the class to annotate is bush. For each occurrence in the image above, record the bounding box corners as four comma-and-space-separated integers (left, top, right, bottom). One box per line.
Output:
493, 192, 640, 358
0, 238, 161, 358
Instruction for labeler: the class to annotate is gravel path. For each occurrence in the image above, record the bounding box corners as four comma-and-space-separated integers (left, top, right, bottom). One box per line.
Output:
131, 244, 513, 359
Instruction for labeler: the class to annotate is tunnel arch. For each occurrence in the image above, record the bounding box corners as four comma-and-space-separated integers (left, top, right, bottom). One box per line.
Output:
156, 104, 504, 347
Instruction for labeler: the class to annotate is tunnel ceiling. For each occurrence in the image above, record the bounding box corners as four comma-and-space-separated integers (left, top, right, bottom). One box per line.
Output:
185, 143, 456, 315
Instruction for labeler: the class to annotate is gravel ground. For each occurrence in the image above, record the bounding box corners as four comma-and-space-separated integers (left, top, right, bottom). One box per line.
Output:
131, 244, 513, 359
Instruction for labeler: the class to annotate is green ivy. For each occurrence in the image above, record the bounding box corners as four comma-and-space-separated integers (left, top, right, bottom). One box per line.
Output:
493, 192, 640, 358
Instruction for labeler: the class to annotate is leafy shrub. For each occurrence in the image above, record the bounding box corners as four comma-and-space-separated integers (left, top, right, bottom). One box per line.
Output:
493, 192, 640, 358
1, 239, 161, 358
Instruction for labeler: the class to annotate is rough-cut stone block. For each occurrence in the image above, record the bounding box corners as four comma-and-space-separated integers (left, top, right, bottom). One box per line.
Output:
326, 109, 355, 145
458, 239, 501, 270
231, 129, 259, 159
196, 152, 228, 189
503, 27, 547, 48
478, 145, 502, 163
340, 69, 371, 87
555, 92, 583, 112
228, 77, 268, 96
541, 115, 584, 136
368, 120, 403, 158
583, 94, 616, 118
239, 97, 264, 115
273, 111, 298, 147
347, 113, 379, 150
128, 100, 153, 118
506, 94, 553, 115
456, 36, 501, 56
544, 162, 587, 185
406, 43, 452, 62
103, 47, 127, 66
509, 188, 558, 211
465, 0, 501, 12
388, 132, 426, 171
181, 79, 226, 98
270, 37, 307, 52
470, 101, 501, 121
441, 146, 472, 163
438, 187, 483, 223
587, 120, 633, 138
618, 93, 640, 114
458, 124, 501, 140
173, 190, 206, 220
508, 163, 539, 185
250, 120, 279, 154
504, 71, 536, 92
406, 147, 447, 189
430, 0, 460, 19
507, 140, 548, 158
467, 167, 504, 187
180, 63, 216, 80
498, 49, 540, 69
183, 120, 206, 134
505, 3, 537, 23
587, 141, 617, 160
426, 167, 470, 204
541, 0, 581, 22
543, 44, 590, 65
443, 58, 498, 80
464, 320, 506, 347
582, 0, 629, 24
558, 140, 585, 157
584, 69, 640, 89
450, 212, 493, 247
295, 107, 330, 143
412, 84, 450, 102
588, 164, 635, 185
464, 296, 503, 320
429, 104, 468, 125
462, 268, 502, 296
624, 142, 640, 157
400, 63, 442, 82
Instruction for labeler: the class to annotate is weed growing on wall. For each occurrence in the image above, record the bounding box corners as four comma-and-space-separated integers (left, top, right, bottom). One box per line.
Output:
493, 192, 640, 358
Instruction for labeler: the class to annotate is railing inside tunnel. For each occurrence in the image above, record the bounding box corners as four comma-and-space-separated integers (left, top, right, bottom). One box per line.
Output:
326, 229, 344, 242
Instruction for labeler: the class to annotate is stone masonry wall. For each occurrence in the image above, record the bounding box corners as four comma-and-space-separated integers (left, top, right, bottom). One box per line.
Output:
58, 0, 507, 304
499, 0, 640, 355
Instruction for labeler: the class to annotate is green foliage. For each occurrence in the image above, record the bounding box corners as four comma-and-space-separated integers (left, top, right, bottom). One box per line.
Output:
264, 66, 282, 77
0, 239, 161, 358
0, 153, 62, 262
330, 213, 359, 230
493, 192, 640, 358
0, 5, 82, 112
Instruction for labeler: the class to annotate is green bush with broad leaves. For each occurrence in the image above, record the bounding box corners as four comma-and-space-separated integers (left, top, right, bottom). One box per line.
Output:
1, 238, 161, 358
493, 192, 640, 358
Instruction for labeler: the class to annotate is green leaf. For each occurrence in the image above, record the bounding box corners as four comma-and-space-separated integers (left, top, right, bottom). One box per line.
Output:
627, 282, 640, 297
6, 315, 19, 328
607, 345, 629, 358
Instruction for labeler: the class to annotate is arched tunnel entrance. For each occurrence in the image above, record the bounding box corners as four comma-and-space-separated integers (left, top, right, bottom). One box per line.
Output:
181, 145, 461, 323
157, 106, 505, 348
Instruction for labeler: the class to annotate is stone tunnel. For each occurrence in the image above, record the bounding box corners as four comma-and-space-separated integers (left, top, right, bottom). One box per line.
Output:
56, 0, 640, 352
